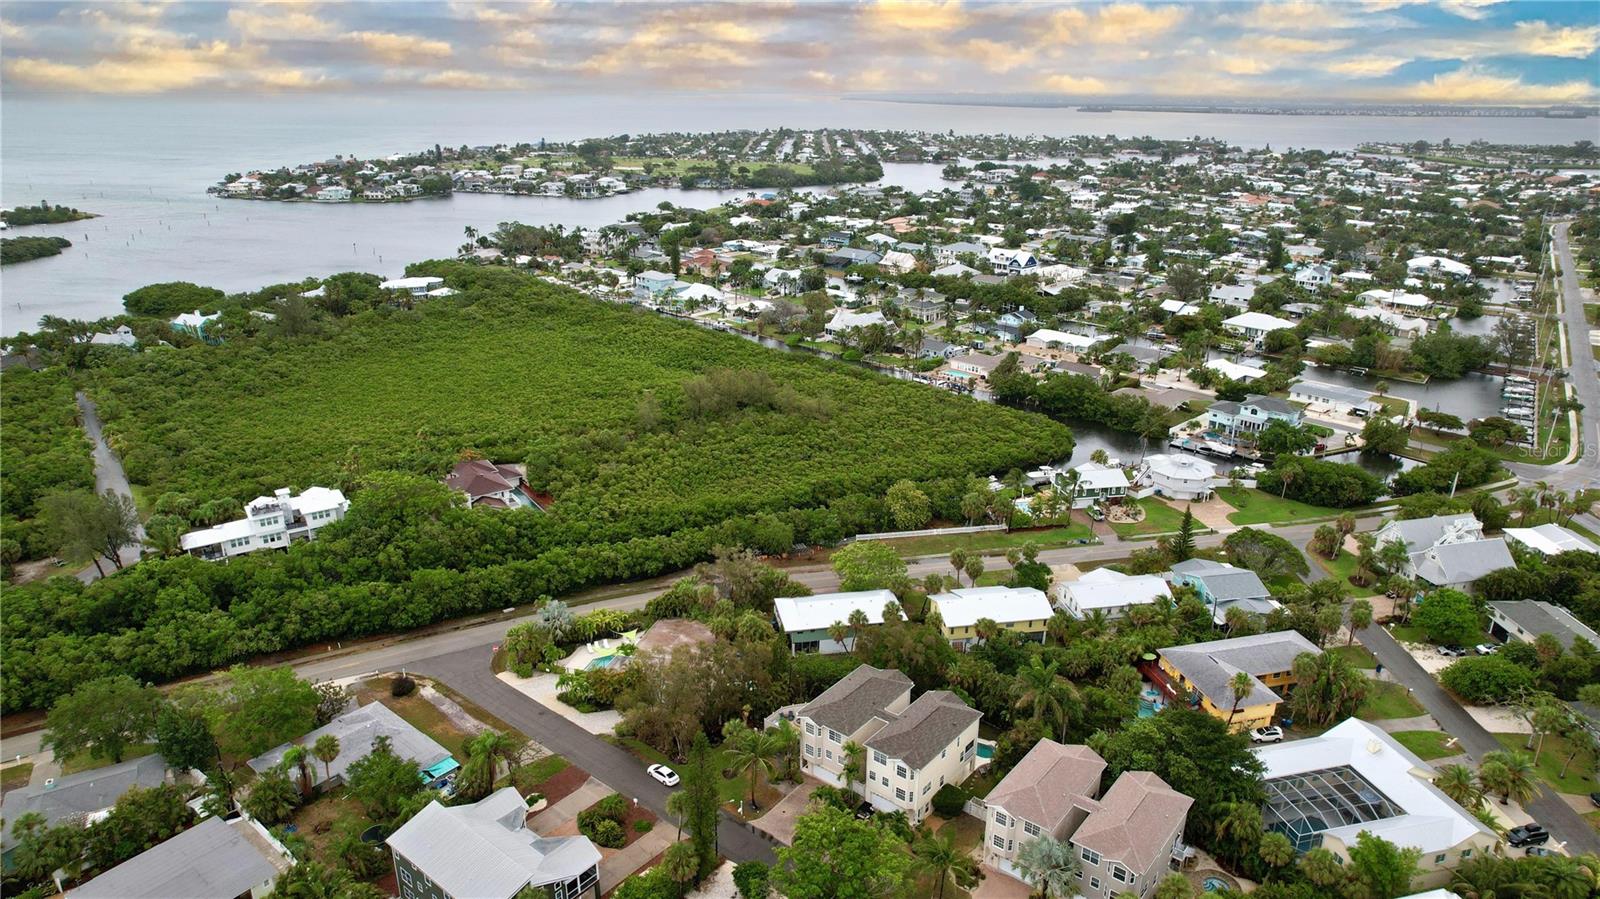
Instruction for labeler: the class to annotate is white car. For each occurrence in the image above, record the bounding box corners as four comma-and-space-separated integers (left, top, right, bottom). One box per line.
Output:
1250, 726, 1285, 744
648, 763, 680, 787
1475, 643, 1499, 655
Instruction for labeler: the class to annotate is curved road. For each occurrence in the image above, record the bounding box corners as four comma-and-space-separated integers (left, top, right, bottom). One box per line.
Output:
74, 391, 143, 581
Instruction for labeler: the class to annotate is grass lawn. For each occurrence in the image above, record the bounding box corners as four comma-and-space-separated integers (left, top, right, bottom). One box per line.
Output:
1313, 550, 1379, 597
1387, 624, 1430, 644
356, 679, 475, 759
877, 522, 1093, 558
58, 743, 156, 776
1216, 487, 1346, 526
1109, 497, 1188, 537
613, 737, 782, 814
1586, 810, 1600, 834
1358, 682, 1425, 721
1493, 733, 1599, 795
510, 754, 571, 794
1330, 644, 1378, 669
287, 790, 372, 867
1, 763, 34, 795
910, 814, 986, 898
1390, 730, 1458, 760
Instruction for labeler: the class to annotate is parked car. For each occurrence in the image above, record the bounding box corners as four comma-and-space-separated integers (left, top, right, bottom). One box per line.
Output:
1525, 846, 1556, 858
854, 801, 876, 820
1589, 791, 1600, 808
647, 763, 680, 787
1250, 726, 1285, 744
1437, 645, 1467, 657
1475, 643, 1500, 655
1507, 824, 1549, 847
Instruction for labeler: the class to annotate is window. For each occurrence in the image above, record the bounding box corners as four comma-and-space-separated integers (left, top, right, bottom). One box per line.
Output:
895, 788, 907, 801
922, 783, 930, 795
869, 773, 876, 783
1462, 850, 1472, 859
828, 729, 842, 744
1023, 821, 1040, 837
873, 750, 887, 765
804, 745, 815, 757
993, 834, 1005, 849
1111, 865, 1128, 883
1434, 853, 1446, 864
994, 812, 1008, 826
1081, 848, 1101, 866
1090, 877, 1100, 891
805, 723, 816, 736
896, 765, 908, 779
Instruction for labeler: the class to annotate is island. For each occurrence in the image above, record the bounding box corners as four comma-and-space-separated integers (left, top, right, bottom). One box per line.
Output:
209, 129, 888, 203
1, 201, 98, 227
1, 235, 71, 265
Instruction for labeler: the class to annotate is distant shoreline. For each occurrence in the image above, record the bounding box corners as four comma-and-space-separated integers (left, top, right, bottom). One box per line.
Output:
851, 96, 1595, 120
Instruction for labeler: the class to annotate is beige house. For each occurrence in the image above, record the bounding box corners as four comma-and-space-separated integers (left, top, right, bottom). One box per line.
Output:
983, 740, 1193, 898
791, 665, 982, 824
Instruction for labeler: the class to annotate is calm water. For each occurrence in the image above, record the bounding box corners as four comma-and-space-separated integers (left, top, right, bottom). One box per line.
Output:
4, 91, 1594, 337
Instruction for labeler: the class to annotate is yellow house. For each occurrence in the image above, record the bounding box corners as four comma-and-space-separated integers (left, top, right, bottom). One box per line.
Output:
930, 587, 1053, 650
1154, 631, 1320, 731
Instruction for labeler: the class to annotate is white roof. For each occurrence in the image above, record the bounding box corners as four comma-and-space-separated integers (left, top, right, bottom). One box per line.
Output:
1206, 358, 1266, 381
1055, 568, 1171, 613
827, 309, 888, 331
289, 485, 347, 515
636, 269, 674, 281
180, 517, 253, 551
1072, 462, 1130, 491
1502, 523, 1600, 556
1254, 718, 1495, 855
774, 590, 898, 634
1223, 312, 1296, 333
387, 788, 600, 896
1407, 255, 1471, 277
71, 816, 285, 899
1025, 329, 1097, 350
1159, 299, 1199, 315
1144, 454, 1217, 481
674, 283, 723, 302
929, 586, 1053, 629
1360, 288, 1431, 309
380, 276, 444, 290
171, 311, 218, 329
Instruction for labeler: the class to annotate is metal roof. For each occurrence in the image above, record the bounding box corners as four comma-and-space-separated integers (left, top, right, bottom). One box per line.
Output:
71, 816, 283, 899
387, 788, 600, 898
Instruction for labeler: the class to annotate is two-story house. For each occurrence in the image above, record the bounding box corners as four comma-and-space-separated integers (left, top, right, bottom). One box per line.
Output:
1167, 558, 1280, 625
180, 486, 349, 561
773, 590, 898, 654
1221, 311, 1296, 343
632, 269, 678, 302
445, 459, 531, 509
1206, 395, 1303, 445
983, 740, 1194, 899
1058, 462, 1130, 509
928, 586, 1053, 649
1373, 513, 1514, 590
793, 666, 982, 824
987, 248, 1039, 277
1150, 631, 1321, 731
1054, 568, 1172, 621
387, 788, 600, 899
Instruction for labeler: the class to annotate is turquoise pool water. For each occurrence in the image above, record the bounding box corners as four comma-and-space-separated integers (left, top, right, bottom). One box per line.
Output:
586, 655, 624, 670
977, 744, 994, 759
1203, 877, 1229, 892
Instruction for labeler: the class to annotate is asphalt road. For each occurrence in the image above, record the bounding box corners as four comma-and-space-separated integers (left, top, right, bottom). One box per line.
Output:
1507, 222, 1598, 493
1358, 624, 1600, 856
411, 646, 778, 865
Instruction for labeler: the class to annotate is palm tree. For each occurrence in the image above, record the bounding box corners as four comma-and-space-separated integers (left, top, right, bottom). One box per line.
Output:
1059, 469, 1080, 528
312, 734, 340, 784
840, 739, 866, 793
1226, 670, 1254, 726
1354, 532, 1378, 584
1258, 831, 1295, 869
828, 620, 848, 653
769, 719, 800, 782
1346, 598, 1373, 645
847, 609, 870, 654
949, 549, 969, 583
1530, 700, 1570, 763
1513, 487, 1540, 525
1013, 835, 1079, 899
282, 746, 314, 798
666, 790, 691, 840
1478, 750, 1538, 807
911, 827, 982, 899
974, 617, 1000, 644
1289, 651, 1369, 727
1012, 656, 1075, 740
725, 728, 780, 810
1377, 538, 1412, 577
1434, 763, 1482, 811
1211, 800, 1263, 851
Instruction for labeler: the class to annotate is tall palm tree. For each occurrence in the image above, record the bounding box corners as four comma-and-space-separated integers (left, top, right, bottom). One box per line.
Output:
1530, 700, 1570, 763
1346, 598, 1373, 645
1300, 847, 1346, 889
1377, 538, 1412, 577
1226, 670, 1254, 726
1013, 835, 1079, 899
725, 728, 780, 810
828, 620, 849, 653
1354, 532, 1378, 584
911, 827, 983, 899
1059, 469, 1080, 528
1258, 831, 1295, 869
1434, 763, 1482, 811
666, 790, 691, 840
769, 719, 800, 782
1513, 487, 1540, 525
312, 734, 341, 784
847, 609, 870, 654
1012, 656, 1075, 740
282, 746, 314, 798
1211, 800, 1263, 852
1478, 750, 1539, 807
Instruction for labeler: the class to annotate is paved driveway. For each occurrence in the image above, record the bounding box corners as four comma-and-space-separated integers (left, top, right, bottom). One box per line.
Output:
1357, 624, 1600, 855
751, 781, 817, 845
410, 645, 777, 866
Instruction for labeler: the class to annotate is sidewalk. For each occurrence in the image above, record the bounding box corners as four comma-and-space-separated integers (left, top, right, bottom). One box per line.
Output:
599, 827, 675, 895
495, 671, 621, 735
530, 776, 610, 832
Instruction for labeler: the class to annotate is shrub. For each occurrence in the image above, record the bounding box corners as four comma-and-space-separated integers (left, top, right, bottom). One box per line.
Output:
1440, 656, 1535, 703
390, 675, 416, 697
1392, 440, 1504, 496
633, 819, 653, 833
593, 792, 629, 820
1256, 459, 1384, 508
931, 783, 968, 818
733, 861, 772, 899
584, 816, 626, 848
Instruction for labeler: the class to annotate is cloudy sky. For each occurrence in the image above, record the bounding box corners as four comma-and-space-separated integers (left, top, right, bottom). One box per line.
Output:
2, 0, 1596, 105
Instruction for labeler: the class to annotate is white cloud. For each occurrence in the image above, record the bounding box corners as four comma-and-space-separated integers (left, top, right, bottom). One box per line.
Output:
227, 6, 336, 39
863, 0, 967, 33
1049, 3, 1187, 44
1437, 0, 1507, 21
1393, 65, 1594, 103
415, 69, 524, 90
1326, 55, 1409, 77
1512, 21, 1600, 59
1039, 72, 1114, 94
344, 30, 452, 63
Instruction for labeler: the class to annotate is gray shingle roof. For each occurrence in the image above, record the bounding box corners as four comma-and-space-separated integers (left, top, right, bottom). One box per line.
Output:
1488, 600, 1600, 649
1171, 559, 1270, 602
387, 788, 599, 898
1381, 514, 1479, 552
984, 740, 1106, 835
248, 701, 451, 787
1243, 394, 1299, 415
71, 816, 284, 899
1412, 537, 1514, 587
1071, 771, 1193, 874
1, 754, 168, 849
798, 665, 913, 736
865, 690, 981, 769
1160, 631, 1320, 709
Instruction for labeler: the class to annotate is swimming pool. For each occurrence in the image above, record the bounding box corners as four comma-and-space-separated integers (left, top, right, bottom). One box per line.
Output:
1202, 877, 1230, 892
976, 743, 994, 759
586, 654, 625, 670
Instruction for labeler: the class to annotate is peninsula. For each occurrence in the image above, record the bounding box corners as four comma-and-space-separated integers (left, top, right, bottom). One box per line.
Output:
1, 201, 98, 227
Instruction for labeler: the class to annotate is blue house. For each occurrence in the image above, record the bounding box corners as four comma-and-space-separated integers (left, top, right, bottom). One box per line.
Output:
1206, 395, 1302, 444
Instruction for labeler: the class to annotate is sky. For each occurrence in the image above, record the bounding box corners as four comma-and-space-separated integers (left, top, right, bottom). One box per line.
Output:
1, 0, 1596, 105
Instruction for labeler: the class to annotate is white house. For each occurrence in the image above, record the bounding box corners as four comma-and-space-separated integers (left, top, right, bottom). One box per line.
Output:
825, 308, 889, 336
928, 586, 1053, 648
89, 325, 138, 348
1205, 358, 1266, 383
1139, 454, 1218, 501
1025, 329, 1098, 353
1293, 264, 1332, 289
1503, 523, 1600, 557
1406, 255, 1472, 279
1222, 312, 1296, 342
1054, 568, 1172, 620
180, 486, 349, 561
987, 248, 1039, 276
1374, 513, 1515, 589
380, 276, 445, 296
774, 590, 899, 654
